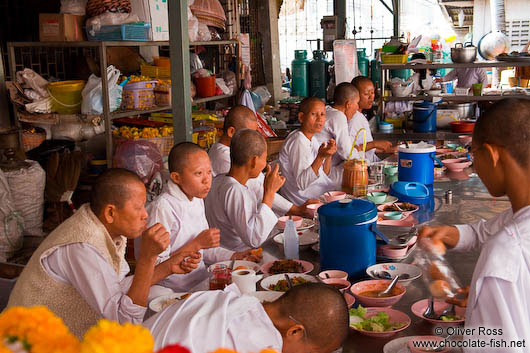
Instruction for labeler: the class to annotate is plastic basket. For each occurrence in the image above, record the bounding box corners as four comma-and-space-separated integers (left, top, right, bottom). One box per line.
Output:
381, 54, 409, 64
121, 81, 157, 110
113, 135, 173, 157
87, 23, 151, 41
141, 65, 171, 79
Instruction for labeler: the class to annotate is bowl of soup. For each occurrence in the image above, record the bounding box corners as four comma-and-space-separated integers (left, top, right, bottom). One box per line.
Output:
350, 279, 406, 307
322, 278, 351, 293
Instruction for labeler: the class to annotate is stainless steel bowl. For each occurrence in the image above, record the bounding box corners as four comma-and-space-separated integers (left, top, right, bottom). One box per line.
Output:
451, 43, 477, 63
440, 102, 477, 120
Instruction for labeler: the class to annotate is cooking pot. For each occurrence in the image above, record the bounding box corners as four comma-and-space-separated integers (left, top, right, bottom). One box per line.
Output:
439, 102, 476, 120
451, 42, 477, 63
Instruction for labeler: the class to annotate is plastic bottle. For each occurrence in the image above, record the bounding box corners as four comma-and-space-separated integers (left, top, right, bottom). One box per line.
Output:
283, 219, 299, 259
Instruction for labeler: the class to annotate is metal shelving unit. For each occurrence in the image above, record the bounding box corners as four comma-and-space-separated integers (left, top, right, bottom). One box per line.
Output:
8, 38, 240, 166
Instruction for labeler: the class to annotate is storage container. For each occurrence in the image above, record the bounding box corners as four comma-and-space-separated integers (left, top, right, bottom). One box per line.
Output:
86, 23, 151, 41
121, 81, 157, 110
398, 143, 442, 186
412, 101, 437, 133
47, 80, 85, 114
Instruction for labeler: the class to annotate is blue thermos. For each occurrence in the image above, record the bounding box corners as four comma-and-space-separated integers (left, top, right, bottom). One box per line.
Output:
318, 199, 389, 278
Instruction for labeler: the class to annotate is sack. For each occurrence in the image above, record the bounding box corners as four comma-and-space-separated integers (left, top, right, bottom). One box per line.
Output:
114, 140, 163, 184
81, 65, 122, 115
60, 0, 87, 15
0, 169, 23, 261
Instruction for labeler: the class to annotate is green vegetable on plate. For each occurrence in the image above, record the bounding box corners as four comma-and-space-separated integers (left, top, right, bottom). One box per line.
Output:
349, 305, 406, 332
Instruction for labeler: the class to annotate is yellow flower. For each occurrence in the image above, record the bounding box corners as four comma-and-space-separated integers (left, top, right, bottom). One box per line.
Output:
0, 306, 80, 353
0, 343, 12, 353
81, 320, 153, 353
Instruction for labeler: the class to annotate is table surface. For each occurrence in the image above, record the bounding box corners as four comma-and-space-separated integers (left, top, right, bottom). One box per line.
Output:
260, 170, 511, 353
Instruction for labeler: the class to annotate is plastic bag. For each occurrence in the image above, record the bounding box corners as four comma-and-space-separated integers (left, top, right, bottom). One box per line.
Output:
197, 22, 212, 41
60, 0, 87, 15
16, 69, 49, 99
86, 12, 139, 35
113, 140, 163, 184
239, 89, 256, 113
0, 169, 23, 261
81, 65, 122, 115
190, 53, 203, 73
188, 1, 199, 42
5, 160, 45, 237
253, 86, 272, 106
222, 71, 236, 94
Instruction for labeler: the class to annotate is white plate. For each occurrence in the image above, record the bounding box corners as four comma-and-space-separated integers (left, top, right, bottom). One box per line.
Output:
260, 273, 318, 292
149, 292, 191, 312
208, 260, 261, 273
273, 230, 319, 247
276, 218, 316, 231
248, 291, 284, 303
366, 263, 422, 286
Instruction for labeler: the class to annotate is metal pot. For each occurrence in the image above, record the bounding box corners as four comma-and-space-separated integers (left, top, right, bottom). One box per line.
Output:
451, 42, 477, 63
439, 102, 477, 120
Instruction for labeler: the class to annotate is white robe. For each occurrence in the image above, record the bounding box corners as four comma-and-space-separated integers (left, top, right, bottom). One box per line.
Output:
42, 241, 146, 324
208, 142, 293, 214
454, 206, 530, 352
348, 111, 379, 163
205, 174, 278, 251
279, 130, 335, 205
136, 181, 234, 292
143, 286, 283, 353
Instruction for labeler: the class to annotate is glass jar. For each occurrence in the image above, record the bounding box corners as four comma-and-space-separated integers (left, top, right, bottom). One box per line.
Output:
342, 160, 369, 197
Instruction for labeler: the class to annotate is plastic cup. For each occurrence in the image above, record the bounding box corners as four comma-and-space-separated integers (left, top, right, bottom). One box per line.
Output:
472, 83, 483, 96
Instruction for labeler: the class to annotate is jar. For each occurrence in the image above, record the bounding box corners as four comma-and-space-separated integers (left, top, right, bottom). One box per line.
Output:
342, 160, 369, 197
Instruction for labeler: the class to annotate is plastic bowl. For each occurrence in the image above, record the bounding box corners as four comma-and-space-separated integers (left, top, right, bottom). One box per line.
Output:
450, 120, 475, 133
323, 191, 347, 203
383, 211, 403, 220
350, 279, 406, 307
323, 278, 351, 293
383, 165, 398, 176
408, 336, 451, 353
318, 270, 349, 281
459, 135, 472, 145
306, 203, 323, 218
442, 158, 472, 171
378, 245, 409, 258
367, 192, 388, 204
277, 216, 303, 228
350, 307, 411, 338
366, 263, 422, 287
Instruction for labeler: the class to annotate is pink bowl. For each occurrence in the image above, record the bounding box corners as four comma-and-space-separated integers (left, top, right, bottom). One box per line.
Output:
408, 336, 451, 353
277, 216, 303, 229
344, 293, 356, 308
306, 203, 323, 218
441, 158, 472, 171
458, 135, 472, 145
323, 191, 347, 202
319, 269, 348, 281
260, 259, 314, 275
323, 278, 351, 293
378, 245, 409, 258
377, 218, 416, 227
350, 279, 406, 307
410, 298, 466, 325
350, 307, 411, 338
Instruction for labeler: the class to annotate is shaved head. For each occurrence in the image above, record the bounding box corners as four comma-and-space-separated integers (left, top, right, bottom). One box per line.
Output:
474, 98, 530, 167
90, 168, 144, 216
224, 105, 257, 133
333, 82, 359, 106
351, 75, 373, 91
230, 129, 266, 166
168, 142, 205, 173
275, 283, 349, 349
299, 97, 324, 115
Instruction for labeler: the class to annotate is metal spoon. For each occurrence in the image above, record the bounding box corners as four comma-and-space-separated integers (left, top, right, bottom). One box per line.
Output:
372, 270, 392, 280
285, 274, 293, 289
377, 275, 400, 297
423, 297, 438, 319
438, 303, 456, 320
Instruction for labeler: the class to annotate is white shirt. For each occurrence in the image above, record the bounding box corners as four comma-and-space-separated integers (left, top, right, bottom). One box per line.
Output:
136, 181, 234, 292
443, 68, 488, 89
208, 142, 293, 214
42, 241, 146, 324
348, 111, 379, 163
205, 174, 278, 251
454, 206, 530, 352
279, 130, 335, 205
144, 286, 283, 353
315, 106, 359, 166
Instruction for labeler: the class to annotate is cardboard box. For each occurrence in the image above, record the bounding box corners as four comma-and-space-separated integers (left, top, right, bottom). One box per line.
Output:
39, 13, 85, 42
131, 0, 169, 41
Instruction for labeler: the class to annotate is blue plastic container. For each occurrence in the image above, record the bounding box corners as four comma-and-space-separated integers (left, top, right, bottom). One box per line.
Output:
87, 23, 151, 41
389, 181, 431, 204
318, 199, 389, 278
398, 143, 442, 185
412, 101, 438, 133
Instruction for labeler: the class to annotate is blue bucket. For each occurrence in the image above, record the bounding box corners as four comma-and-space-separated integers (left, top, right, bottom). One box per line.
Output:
318, 199, 389, 278
398, 143, 442, 185
413, 101, 437, 133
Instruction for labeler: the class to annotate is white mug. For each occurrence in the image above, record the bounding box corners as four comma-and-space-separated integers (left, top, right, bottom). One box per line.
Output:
231, 269, 263, 294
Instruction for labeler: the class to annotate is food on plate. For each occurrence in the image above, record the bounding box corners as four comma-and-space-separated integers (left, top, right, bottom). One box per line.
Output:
349, 306, 406, 332
268, 259, 304, 274
358, 287, 403, 298
383, 202, 416, 212
429, 280, 452, 298
269, 276, 308, 292
440, 314, 463, 321
160, 293, 191, 311
250, 248, 263, 257
234, 266, 249, 271
429, 263, 447, 281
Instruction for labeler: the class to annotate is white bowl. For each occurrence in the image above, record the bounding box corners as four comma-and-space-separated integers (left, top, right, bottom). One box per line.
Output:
247, 291, 283, 303
208, 260, 261, 273
149, 292, 192, 312
260, 273, 318, 292
366, 263, 422, 286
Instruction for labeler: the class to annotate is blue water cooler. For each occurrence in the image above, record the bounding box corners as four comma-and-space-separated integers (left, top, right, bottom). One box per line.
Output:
398, 143, 442, 186
318, 199, 389, 278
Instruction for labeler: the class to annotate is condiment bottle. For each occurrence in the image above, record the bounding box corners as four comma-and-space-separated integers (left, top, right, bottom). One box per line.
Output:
283, 220, 299, 259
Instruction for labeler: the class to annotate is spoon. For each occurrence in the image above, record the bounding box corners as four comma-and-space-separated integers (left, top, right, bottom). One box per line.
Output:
377, 275, 400, 297
438, 303, 456, 320
372, 270, 392, 280
285, 274, 293, 290
423, 297, 438, 319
